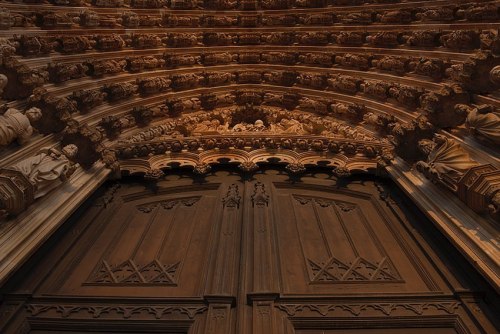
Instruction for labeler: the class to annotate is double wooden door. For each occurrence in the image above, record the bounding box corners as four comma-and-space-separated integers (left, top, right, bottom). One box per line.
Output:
0, 170, 498, 333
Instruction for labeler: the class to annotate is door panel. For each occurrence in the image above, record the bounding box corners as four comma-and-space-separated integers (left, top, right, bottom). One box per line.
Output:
0, 171, 497, 334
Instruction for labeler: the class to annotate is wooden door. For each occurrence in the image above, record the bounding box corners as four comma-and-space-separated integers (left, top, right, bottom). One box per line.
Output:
0, 170, 498, 333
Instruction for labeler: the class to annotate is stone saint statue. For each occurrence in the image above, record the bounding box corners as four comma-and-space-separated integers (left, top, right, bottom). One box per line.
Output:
0, 107, 41, 146
416, 134, 478, 190
464, 105, 500, 145
9, 144, 79, 198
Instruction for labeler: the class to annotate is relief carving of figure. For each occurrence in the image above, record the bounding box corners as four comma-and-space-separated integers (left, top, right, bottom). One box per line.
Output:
458, 104, 500, 144
416, 134, 479, 190
9, 144, 78, 198
0, 107, 41, 146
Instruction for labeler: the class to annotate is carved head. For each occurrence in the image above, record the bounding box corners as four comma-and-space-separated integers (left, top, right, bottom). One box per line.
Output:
418, 139, 436, 156
490, 65, 500, 86
62, 144, 79, 159
25, 107, 42, 122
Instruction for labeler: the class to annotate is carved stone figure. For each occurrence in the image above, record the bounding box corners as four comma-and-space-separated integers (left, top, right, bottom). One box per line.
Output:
335, 32, 366, 46
366, 32, 401, 47
202, 15, 236, 27
491, 65, 500, 86
102, 82, 138, 101
417, 134, 479, 191
336, 53, 372, 70
372, 56, 410, 74
161, 13, 197, 27
127, 56, 165, 72
409, 58, 446, 79
0, 73, 7, 96
137, 77, 171, 95
260, 0, 288, 10
238, 52, 261, 64
18, 35, 56, 56
404, 30, 441, 47
28, 88, 76, 134
377, 9, 413, 24
0, 108, 40, 146
327, 74, 361, 94
38, 11, 76, 29
202, 32, 233, 46
201, 52, 233, 66
331, 102, 366, 121
169, 0, 198, 9
298, 52, 334, 67
85, 59, 127, 77
9, 145, 78, 199
300, 13, 334, 25
171, 73, 202, 89
236, 71, 262, 84
131, 0, 166, 8
340, 11, 374, 24
262, 52, 297, 65
456, 4, 498, 22
71, 89, 107, 112
263, 32, 295, 45
168, 33, 200, 47
419, 84, 470, 128
388, 84, 424, 108
361, 80, 390, 100
204, 71, 234, 86
166, 98, 201, 116
47, 62, 88, 83
235, 90, 263, 105
440, 30, 480, 50
459, 104, 500, 144
130, 34, 164, 49
297, 32, 330, 45
0, 57, 48, 99
298, 72, 327, 89
237, 33, 262, 45
264, 71, 297, 86
94, 34, 125, 51
416, 7, 455, 22
298, 97, 329, 114
261, 14, 296, 26
447, 51, 500, 93
55, 35, 94, 54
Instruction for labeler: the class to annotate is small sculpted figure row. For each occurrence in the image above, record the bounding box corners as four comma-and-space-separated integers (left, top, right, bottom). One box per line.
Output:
6, 29, 499, 57
40, 51, 461, 86
1, 3, 497, 24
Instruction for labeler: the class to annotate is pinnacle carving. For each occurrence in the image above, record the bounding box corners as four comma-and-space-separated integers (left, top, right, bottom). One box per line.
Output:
251, 182, 269, 207
222, 184, 241, 209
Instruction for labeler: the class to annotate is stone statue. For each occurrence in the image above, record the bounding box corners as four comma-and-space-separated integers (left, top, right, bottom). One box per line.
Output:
0, 107, 41, 146
490, 65, 500, 86
9, 144, 78, 198
416, 134, 479, 190
460, 104, 500, 144
0, 73, 7, 96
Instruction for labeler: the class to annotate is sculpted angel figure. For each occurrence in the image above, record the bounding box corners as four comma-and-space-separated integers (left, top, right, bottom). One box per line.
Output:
9, 144, 79, 198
